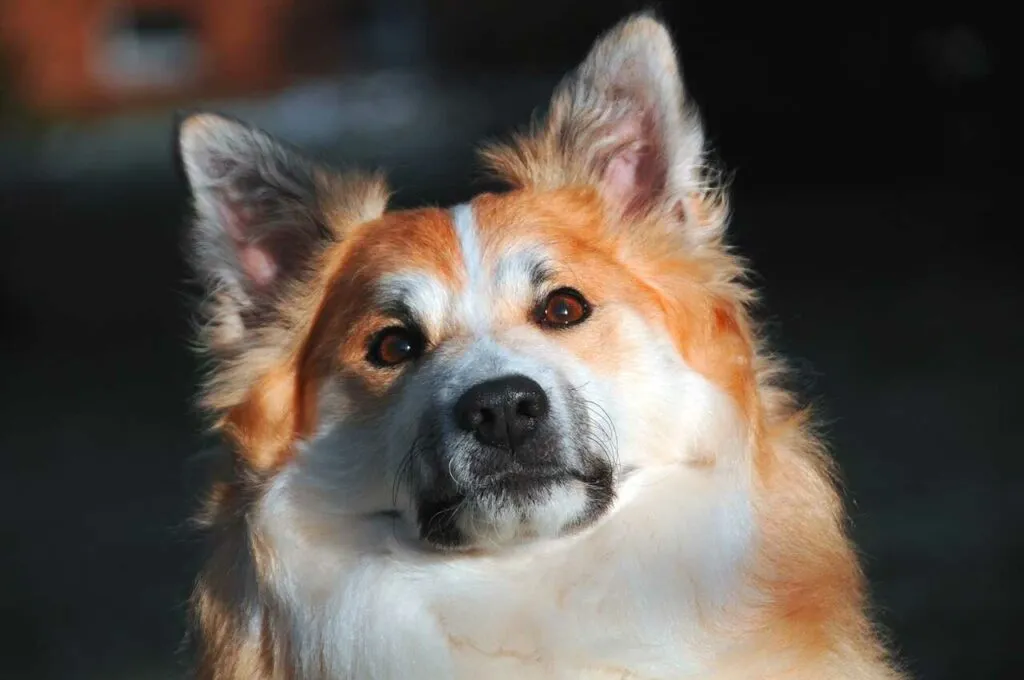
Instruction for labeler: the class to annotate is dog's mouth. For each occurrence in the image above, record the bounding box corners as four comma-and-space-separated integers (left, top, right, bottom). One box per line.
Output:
475, 467, 575, 494
415, 464, 615, 550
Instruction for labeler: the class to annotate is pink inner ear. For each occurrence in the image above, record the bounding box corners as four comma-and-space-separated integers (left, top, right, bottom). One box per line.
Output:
240, 244, 277, 288
219, 201, 249, 241
599, 110, 665, 218
218, 195, 277, 288
603, 143, 643, 209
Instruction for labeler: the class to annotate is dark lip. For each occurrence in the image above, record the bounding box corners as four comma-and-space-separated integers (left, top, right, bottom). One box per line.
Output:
473, 468, 574, 493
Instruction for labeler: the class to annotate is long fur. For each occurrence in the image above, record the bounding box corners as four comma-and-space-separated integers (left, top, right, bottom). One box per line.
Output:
179, 13, 904, 680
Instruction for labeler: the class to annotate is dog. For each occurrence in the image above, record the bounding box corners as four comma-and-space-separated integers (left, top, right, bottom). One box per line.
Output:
175, 12, 904, 680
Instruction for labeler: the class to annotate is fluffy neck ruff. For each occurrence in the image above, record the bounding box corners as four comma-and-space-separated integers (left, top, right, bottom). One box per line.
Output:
190, 381, 895, 680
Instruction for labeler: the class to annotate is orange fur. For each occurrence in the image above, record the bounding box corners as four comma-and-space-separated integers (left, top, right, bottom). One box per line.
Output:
472, 187, 759, 422
192, 187, 900, 678
304, 207, 465, 388
185, 13, 902, 679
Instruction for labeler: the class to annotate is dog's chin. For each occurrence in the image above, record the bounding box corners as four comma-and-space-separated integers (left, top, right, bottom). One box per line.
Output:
416, 466, 615, 552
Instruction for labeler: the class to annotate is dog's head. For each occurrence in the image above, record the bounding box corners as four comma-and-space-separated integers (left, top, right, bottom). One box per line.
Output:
179, 14, 754, 552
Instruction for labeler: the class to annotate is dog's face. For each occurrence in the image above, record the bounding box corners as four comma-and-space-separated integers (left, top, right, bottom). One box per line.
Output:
293, 191, 734, 550
179, 15, 753, 553
316, 199, 627, 549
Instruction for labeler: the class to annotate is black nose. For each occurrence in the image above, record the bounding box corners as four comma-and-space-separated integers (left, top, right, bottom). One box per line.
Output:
454, 375, 550, 449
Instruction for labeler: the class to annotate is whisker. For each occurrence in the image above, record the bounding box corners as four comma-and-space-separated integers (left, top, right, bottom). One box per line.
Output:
391, 435, 419, 509
574, 396, 620, 469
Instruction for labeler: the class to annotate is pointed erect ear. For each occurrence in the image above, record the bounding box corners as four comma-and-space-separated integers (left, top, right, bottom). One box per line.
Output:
483, 13, 718, 228
175, 113, 388, 342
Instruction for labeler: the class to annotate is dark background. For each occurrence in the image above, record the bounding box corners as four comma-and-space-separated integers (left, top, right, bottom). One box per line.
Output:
1, 2, 1017, 679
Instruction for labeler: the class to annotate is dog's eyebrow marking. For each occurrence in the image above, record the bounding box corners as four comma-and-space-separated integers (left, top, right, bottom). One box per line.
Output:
529, 259, 554, 288
494, 249, 555, 303
377, 299, 418, 331
375, 271, 450, 336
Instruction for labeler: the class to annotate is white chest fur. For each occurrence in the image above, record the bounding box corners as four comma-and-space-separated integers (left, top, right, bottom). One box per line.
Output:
261, 464, 754, 680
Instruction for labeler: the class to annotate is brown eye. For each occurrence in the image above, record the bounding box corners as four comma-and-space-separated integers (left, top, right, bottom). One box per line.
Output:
537, 288, 591, 328
368, 327, 424, 367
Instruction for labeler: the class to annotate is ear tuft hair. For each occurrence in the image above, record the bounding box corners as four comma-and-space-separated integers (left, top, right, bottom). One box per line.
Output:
177, 113, 335, 310
175, 113, 389, 415
176, 112, 388, 336
481, 13, 725, 237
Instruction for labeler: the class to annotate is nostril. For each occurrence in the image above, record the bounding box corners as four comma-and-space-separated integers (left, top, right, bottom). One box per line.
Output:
516, 386, 549, 420
465, 409, 485, 429
517, 397, 542, 418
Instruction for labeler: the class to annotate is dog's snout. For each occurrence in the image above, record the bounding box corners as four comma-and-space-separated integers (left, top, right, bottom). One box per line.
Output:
454, 375, 550, 449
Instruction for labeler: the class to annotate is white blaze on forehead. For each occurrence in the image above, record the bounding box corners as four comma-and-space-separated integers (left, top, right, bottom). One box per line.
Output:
378, 205, 552, 335
452, 202, 554, 329
451, 203, 484, 287
451, 202, 489, 329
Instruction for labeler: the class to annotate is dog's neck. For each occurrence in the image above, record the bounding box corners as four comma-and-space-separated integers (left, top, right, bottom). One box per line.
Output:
195, 413, 896, 680
230, 450, 751, 678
